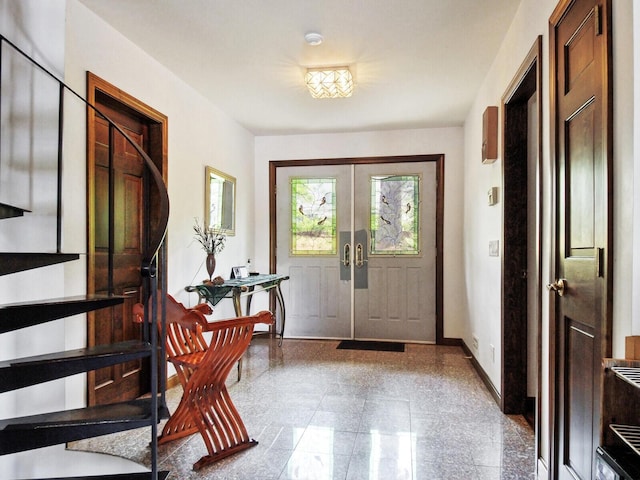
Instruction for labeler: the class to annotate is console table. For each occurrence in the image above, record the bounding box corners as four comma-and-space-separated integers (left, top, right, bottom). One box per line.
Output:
185, 273, 289, 341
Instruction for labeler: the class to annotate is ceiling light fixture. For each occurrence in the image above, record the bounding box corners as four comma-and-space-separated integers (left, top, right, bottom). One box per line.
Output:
305, 67, 354, 99
304, 32, 324, 46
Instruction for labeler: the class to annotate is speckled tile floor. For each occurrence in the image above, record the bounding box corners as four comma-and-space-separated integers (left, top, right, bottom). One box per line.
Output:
70, 338, 535, 479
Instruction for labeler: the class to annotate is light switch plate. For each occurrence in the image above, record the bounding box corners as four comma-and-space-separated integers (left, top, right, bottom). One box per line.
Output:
489, 240, 499, 257
488, 187, 498, 206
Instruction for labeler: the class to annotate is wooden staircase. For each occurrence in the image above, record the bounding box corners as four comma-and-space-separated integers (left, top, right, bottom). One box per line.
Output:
0, 34, 170, 480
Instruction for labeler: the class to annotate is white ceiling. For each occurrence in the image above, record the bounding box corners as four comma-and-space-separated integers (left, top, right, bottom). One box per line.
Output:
79, 0, 521, 136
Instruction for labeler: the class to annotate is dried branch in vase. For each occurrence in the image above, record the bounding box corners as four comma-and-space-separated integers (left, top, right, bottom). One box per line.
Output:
193, 218, 226, 255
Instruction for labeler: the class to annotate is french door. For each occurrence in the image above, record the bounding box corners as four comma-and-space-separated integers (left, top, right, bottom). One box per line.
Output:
275, 160, 437, 342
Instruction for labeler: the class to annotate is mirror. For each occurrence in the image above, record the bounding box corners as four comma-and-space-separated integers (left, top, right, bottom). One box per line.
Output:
205, 166, 235, 236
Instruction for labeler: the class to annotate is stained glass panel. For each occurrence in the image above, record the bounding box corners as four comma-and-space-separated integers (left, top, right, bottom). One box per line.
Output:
290, 177, 337, 255
370, 174, 420, 254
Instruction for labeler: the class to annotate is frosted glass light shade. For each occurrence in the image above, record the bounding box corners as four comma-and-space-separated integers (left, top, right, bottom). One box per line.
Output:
305, 67, 354, 98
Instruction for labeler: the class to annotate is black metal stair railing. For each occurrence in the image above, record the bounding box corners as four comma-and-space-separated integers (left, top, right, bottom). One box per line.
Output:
0, 34, 169, 268
0, 34, 170, 480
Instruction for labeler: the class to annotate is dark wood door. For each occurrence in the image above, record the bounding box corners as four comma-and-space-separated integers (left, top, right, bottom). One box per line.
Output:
550, 0, 612, 478
88, 95, 149, 406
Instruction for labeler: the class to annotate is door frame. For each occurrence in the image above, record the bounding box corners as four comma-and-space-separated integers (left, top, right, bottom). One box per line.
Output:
501, 34, 543, 464
269, 154, 453, 345
86, 72, 168, 405
501, 38, 542, 411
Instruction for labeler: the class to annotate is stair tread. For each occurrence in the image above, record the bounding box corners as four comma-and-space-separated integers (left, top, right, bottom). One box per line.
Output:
0, 398, 161, 455
0, 202, 31, 220
17, 471, 170, 480
0, 252, 80, 276
0, 294, 125, 333
0, 340, 151, 367
0, 340, 153, 393
0, 398, 154, 429
0, 293, 125, 310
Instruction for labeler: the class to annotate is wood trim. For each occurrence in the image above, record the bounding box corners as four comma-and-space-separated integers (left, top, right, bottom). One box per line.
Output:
602, 0, 614, 360
435, 156, 446, 344
269, 161, 277, 275
549, 0, 575, 25
86, 72, 169, 406
532, 36, 545, 473
269, 154, 447, 344
439, 337, 462, 347
462, 341, 501, 405
500, 37, 542, 415
87, 73, 169, 128
86, 72, 169, 296
166, 373, 180, 391
548, 9, 560, 477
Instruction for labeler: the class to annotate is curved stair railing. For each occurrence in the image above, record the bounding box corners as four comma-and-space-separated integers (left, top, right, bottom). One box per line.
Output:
0, 34, 169, 480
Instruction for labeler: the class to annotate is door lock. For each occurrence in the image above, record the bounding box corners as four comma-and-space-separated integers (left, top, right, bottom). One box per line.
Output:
355, 243, 368, 267
341, 243, 350, 267
546, 279, 566, 296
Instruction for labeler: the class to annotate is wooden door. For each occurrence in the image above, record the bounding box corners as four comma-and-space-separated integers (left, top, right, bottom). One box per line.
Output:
90, 96, 148, 405
87, 74, 168, 406
550, 1, 612, 478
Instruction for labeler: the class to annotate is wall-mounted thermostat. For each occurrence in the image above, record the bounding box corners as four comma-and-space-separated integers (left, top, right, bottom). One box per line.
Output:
487, 187, 498, 206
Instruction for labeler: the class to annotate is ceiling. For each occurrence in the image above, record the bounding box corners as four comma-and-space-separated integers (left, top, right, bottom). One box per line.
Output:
79, 0, 521, 136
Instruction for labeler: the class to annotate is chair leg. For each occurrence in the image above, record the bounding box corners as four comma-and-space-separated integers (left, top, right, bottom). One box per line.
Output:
184, 324, 260, 470
158, 386, 199, 444
190, 383, 257, 470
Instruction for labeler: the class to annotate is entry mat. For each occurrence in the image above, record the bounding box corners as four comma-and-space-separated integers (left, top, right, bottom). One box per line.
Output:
337, 340, 405, 352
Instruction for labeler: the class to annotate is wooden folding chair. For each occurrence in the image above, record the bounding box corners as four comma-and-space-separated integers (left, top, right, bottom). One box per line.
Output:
133, 294, 213, 444
184, 310, 273, 469
134, 296, 273, 468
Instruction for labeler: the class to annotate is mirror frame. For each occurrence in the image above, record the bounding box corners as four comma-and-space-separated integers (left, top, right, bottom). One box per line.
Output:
205, 166, 236, 236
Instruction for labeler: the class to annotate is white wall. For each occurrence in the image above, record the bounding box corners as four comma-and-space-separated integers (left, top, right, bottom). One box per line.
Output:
463, 0, 636, 473
0, 1, 72, 476
254, 127, 466, 338
64, 0, 256, 317
632, 1, 640, 335
612, 0, 635, 354
62, 0, 257, 411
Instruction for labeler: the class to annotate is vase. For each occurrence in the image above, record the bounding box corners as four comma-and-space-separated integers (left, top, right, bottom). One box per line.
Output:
205, 253, 216, 280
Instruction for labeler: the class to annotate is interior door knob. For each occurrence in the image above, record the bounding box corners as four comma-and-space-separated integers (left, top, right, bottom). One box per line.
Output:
546, 279, 566, 296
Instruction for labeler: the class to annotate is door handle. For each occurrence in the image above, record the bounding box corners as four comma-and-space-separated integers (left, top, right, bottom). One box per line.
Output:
546, 279, 566, 297
355, 243, 367, 268
342, 243, 350, 267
